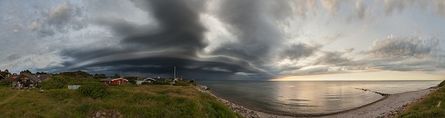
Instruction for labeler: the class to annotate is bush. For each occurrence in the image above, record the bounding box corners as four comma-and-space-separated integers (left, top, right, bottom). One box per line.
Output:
0, 80, 12, 87
152, 80, 171, 85
77, 84, 108, 99
41, 76, 68, 89
48, 89, 73, 100
173, 80, 192, 86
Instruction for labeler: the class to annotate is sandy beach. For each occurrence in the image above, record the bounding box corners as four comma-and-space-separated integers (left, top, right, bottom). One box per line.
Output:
197, 85, 437, 118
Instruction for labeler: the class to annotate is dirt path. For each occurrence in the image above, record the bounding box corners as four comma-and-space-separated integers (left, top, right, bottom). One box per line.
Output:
0, 91, 21, 106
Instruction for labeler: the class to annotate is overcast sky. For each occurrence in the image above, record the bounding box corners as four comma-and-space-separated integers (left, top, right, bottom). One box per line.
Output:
0, 0, 444, 80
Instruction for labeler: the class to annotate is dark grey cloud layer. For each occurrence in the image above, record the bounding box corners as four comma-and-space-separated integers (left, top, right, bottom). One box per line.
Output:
60, 0, 278, 79
5, 0, 441, 80
124, 0, 206, 53
59, 0, 444, 79
212, 0, 291, 63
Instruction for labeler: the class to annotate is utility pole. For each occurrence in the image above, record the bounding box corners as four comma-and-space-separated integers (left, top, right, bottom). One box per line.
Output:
173, 66, 176, 79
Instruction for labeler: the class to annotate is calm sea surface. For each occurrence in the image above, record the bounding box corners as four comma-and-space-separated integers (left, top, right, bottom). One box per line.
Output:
200, 80, 441, 114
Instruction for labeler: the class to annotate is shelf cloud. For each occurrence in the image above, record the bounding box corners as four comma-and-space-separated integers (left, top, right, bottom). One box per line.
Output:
0, 0, 444, 80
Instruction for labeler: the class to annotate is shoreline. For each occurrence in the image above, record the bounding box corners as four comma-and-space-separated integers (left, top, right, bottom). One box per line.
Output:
196, 85, 437, 118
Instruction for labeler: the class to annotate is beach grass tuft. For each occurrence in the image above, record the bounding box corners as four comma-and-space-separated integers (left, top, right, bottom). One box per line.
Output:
398, 84, 445, 118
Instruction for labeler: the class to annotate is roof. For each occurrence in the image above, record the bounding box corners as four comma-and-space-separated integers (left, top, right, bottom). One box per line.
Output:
144, 78, 156, 81
18, 73, 40, 82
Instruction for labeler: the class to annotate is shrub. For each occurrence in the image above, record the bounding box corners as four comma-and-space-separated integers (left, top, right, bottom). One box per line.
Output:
439, 80, 445, 87
0, 80, 12, 87
173, 80, 192, 86
48, 89, 73, 100
77, 84, 108, 99
41, 76, 68, 89
152, 80, 171, 85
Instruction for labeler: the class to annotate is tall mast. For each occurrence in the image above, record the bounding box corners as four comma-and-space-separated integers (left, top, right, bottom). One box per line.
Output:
173, 66, 176, 79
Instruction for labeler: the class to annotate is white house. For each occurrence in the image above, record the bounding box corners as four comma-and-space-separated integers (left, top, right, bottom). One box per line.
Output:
136, 78, 156, 85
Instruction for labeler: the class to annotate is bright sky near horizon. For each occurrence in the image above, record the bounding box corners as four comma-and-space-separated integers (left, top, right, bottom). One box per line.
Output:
0, 0, 444, 80
272, 71, 445, 81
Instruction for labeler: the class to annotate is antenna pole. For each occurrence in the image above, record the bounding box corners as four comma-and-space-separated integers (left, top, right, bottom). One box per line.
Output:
173, 66, 176, 79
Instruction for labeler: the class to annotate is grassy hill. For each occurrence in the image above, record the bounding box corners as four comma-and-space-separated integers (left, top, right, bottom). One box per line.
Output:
398, 81, 445, 118
0, 85, 240, 118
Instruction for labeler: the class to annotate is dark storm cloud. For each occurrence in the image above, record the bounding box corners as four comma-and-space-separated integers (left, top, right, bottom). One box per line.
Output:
123, 0, 207, 52
94, 18, 144, 37
64, 0, 206, 64
61, 0, 290, 78
3, 0, 445, 78
70, 56, 266, 80
59, 0, 210, 76
56, 0, 444, 78
212, 0, 292, 63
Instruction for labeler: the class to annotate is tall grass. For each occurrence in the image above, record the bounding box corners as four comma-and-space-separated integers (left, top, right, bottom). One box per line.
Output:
398, 85, 445, 118
0, 85, 241, 118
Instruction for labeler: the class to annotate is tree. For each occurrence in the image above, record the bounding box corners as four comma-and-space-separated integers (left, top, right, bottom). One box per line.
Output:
0, 69, 11, 80
41, 76, 68, 89
93, 74, 107, 79
112, 74, 120, 78
20, 70, 32, 74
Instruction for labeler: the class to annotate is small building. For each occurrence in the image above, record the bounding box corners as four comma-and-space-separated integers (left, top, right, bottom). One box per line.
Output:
100, 77, 128, 86
68, 85, 81, 90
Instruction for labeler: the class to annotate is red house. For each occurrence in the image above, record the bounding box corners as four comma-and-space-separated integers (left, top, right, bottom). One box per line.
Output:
100, 77, 128, 86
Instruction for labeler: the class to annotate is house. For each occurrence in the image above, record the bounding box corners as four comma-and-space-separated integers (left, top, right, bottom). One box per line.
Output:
11, 73, 40, 89
100, 77, 128, 86
136, 78, 156, 85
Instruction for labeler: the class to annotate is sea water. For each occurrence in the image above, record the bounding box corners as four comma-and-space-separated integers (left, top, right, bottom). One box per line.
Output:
200, 80, 441, 114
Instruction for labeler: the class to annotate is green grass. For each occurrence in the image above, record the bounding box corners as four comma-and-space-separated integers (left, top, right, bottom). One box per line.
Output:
0, 85, 241, 118
438, 80, 445, 87
398, 84, 445, 118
